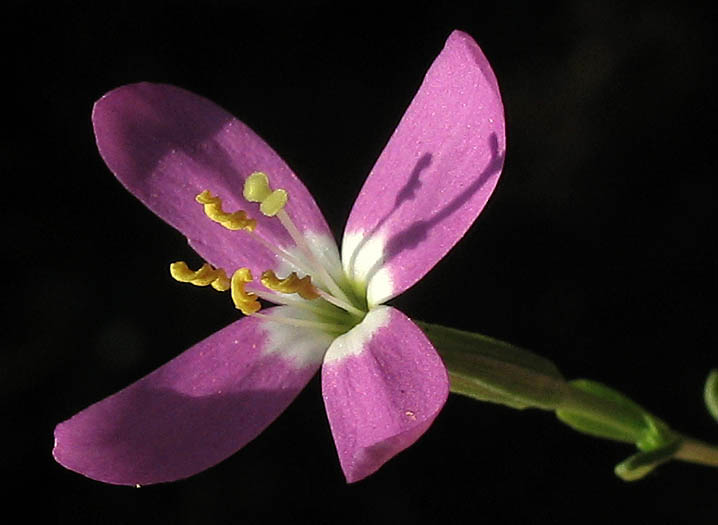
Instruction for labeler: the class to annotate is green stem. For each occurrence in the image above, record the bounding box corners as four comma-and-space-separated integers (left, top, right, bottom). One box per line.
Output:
674, 438, 718, 467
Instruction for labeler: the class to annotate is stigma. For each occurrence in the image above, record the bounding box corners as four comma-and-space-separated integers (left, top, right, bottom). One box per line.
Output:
169, 172, 367, 334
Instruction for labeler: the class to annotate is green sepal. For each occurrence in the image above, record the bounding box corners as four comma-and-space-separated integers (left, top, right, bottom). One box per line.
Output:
556, 410, 639, 444
448, 373, 536, 410
614, 439, 681, 481
636, 414, 675, 451
416, 321, 565, 410
556, 380, 658, 445
705, 369, 718, 423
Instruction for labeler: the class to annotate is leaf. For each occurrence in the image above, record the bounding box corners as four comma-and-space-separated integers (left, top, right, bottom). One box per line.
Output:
614, 440, 681, 481
556, 410, 640, 444
417, 322, 563, 378
705, 369, 718, 423
556, 380, 652, 444
449, 373, 533, 410
556, 379, 674, 447
417, 321, 565, 410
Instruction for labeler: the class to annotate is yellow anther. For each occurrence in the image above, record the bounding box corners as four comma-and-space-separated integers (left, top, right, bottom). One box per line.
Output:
170, 262, 231, 291
196, 190, 256, 231
231, 268, 261, 315
243, 172, 288, 217
260, 270, 320, 300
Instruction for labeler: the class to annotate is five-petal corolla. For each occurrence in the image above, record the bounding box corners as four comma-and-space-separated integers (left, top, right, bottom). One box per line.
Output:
53, 30, 505, 485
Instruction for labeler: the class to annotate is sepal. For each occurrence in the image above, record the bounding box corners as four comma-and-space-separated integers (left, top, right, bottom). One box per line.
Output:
556, 379, 663, 445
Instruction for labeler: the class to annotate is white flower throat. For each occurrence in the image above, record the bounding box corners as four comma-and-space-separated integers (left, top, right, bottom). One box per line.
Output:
170, 172, 368, 335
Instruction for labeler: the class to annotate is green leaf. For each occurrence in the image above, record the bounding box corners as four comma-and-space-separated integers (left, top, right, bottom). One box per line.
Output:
416, 321, 566, 410
417, 322, 563, 378
556, 410, 640, 444
705, 369, 718, 423
448, 373, 534, 410
556, 380, 655, 444
568, 379, 648, 417
614, 440, 681, 481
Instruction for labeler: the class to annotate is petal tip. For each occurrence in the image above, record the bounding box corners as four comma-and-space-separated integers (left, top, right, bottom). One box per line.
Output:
51, 420, 67, 462
339, 412, 444, 484
447, 28, 472, 43
51, 426, 61, 461
444, 29, 501, 97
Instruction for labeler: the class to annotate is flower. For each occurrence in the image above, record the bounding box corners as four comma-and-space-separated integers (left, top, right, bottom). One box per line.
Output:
52, 30, 505, 485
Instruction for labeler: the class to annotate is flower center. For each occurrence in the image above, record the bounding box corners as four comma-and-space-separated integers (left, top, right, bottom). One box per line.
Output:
170, 172, 367, 335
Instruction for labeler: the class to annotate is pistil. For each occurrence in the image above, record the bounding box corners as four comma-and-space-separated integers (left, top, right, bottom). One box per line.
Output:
314, 288, 365, 318
247, 229, 315, 277
249, 287, 350, 322
243, 171, 360, 312
275, 208, 355, 307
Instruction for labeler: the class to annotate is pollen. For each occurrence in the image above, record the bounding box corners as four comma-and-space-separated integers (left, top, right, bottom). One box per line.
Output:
231, 268, 261, 315
261, 270, 320, 300
243, 172, 288, 217
196, 190, 256, 231
170, 261, 231, 291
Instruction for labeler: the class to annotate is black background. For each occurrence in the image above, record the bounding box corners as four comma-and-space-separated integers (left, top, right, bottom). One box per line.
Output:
4, 1, 716, 523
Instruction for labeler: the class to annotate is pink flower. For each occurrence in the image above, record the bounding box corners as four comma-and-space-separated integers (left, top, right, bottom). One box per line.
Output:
53, 30, 505, 485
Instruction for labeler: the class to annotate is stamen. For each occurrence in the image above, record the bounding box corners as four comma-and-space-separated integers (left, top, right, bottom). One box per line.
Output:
261, 270, 320, 300
252, 312, 347, 334
196, 190, 256, 231
170, 261, 230, 291
231, 268, 261, 315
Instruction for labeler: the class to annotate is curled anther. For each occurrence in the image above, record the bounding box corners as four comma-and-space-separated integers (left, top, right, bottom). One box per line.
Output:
196, 190, 256, 231
231, 268, 261, 315
170, 261, 230, 291
261, 270, 320, 300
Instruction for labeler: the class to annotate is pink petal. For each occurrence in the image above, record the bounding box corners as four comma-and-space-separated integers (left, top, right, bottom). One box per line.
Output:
53, 307, 332, 485
342, 31, 506, 305
93, 82, 335, 277
321, 306, 449, 482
